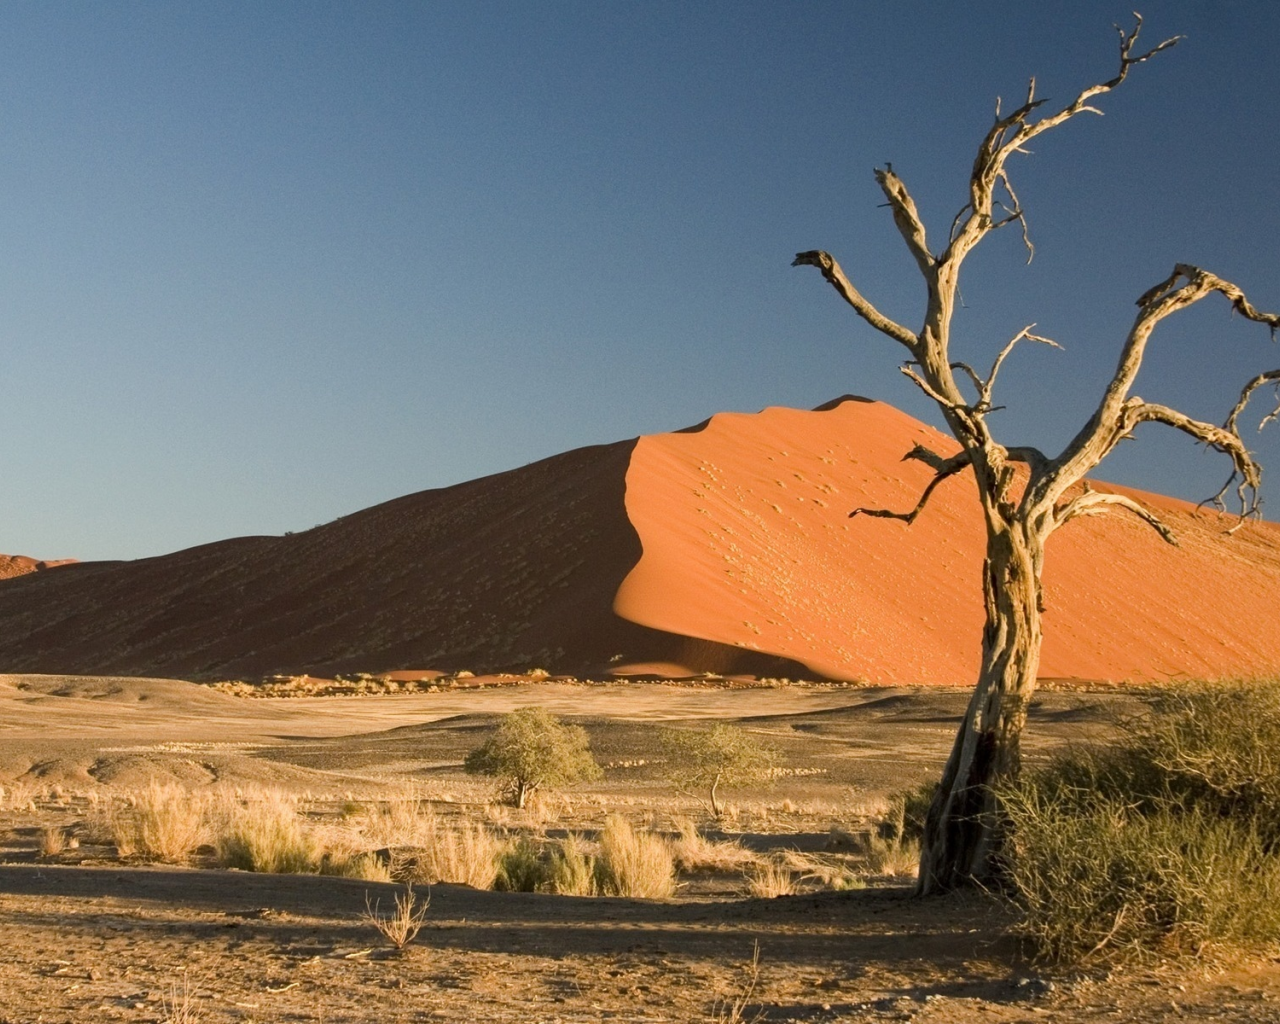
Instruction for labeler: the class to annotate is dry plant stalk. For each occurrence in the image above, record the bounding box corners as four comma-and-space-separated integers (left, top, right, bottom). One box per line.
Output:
711, 941, 763, 1024
363, 883, 429, 950
160, 969, 202, 1024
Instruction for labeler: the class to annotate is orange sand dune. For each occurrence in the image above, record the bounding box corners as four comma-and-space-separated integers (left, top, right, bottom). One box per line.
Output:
618, 397, 1280, 683
0, 397, 1277, 683
0, 555, 76, 580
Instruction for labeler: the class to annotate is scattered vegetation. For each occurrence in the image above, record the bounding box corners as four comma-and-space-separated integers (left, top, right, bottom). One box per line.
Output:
464, 708, 602, 808
1000, 682, 1280, 964
662, 725, 779, 818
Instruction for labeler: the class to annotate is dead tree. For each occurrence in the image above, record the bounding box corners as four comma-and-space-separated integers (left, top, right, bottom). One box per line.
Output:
793, 17, 1280, 894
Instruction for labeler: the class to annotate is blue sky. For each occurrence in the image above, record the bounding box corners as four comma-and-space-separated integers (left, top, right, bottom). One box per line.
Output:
2, 1, 1277, 561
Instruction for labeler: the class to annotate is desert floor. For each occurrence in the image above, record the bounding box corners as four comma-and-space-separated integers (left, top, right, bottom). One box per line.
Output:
1, 674, 1279, 1023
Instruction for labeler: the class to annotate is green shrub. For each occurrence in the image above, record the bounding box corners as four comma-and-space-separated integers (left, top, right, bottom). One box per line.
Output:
1000, 681, 1280, 964
661, 725, 779, 818
464, 708, 602, 808
495, 836, 552, 892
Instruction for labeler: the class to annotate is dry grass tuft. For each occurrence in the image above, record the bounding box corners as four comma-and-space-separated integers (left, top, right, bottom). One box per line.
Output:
112, 782, 208, 863
211, 789, 319, 873
160, 970, 203, 1024
711, 941, 763, 1024
402, 812, 505, 890
38, 825, 69, 857
364, 883, 429, 949
595, 815, 676, 899
670, 818, 760, 874
550, 833, 597, 895
745, 856, 795, 898
864, 835, 920, 878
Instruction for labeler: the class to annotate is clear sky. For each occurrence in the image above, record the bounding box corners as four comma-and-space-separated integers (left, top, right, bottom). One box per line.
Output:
2, 1, 1277, 562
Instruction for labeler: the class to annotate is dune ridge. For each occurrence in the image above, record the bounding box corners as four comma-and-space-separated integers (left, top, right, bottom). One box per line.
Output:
1, 396, 1278, 684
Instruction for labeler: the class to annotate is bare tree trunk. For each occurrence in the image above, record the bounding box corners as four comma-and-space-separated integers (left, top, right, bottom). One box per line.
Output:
916, 523, 1043, 894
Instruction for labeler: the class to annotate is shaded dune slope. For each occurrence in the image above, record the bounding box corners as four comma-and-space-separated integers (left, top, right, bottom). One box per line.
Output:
2, 397, 1279, 684
0, 441, 804, 680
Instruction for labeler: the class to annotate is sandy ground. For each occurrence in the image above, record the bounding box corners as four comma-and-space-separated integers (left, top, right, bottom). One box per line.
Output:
1, 675, 1278, 1023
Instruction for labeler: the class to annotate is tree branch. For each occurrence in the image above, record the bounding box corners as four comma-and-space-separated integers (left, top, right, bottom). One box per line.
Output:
983, 324, 1061, 406
874, 165, 936, 277
1053, 485, 1179, 546
791, 250, 919, 351
1225, 369, 1280, 432
850, 449, 971, 524
1049, 265, 1280, 502
943, 16, 1180, 267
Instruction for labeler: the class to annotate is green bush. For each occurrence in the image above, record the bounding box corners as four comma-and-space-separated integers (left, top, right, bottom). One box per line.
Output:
494, 836, 551, 892
464, 708, 602, 808
1000, 681, 1280, 964
661, 724, 779, 818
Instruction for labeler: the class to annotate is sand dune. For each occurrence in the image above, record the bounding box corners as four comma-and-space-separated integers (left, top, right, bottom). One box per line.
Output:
619, 397, 1280, 683
1, 396, 1278, 683
0, 554, 75, 580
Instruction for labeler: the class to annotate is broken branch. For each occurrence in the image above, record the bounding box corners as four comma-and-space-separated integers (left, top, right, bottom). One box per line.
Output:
791, 250, 919, 351
850, 450, 971, 524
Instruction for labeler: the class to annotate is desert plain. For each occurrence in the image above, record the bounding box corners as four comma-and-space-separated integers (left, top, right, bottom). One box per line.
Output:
1, 672, 1280, 1023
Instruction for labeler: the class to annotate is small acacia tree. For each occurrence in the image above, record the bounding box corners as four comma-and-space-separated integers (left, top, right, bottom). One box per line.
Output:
464, 707, 602, 808
663, 724, 779, 818
793, 17, 1280, 893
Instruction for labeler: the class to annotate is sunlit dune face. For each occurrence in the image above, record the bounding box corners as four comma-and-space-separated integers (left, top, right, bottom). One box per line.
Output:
616, 399, 1280, 685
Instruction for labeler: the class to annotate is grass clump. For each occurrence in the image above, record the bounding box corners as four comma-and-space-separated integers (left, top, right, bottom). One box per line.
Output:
670, 818, 759, 874
745, 856, 795, 898
112, 782, 207, 863
212, 790, 319, 873
403, 814, 505, 890
549, 833, 598, 895
1001, 681, 1280, 964
594, 814, 676, 898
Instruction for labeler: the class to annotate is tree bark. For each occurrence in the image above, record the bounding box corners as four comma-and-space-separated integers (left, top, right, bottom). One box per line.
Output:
916, 521, 1043, 894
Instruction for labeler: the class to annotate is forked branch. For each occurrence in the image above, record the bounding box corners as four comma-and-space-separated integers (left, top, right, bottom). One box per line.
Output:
945, 16, 1181, 266
1226, 369, 1280, 432
1051, 265, 1280, 504
1054, 485, 1179, 546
